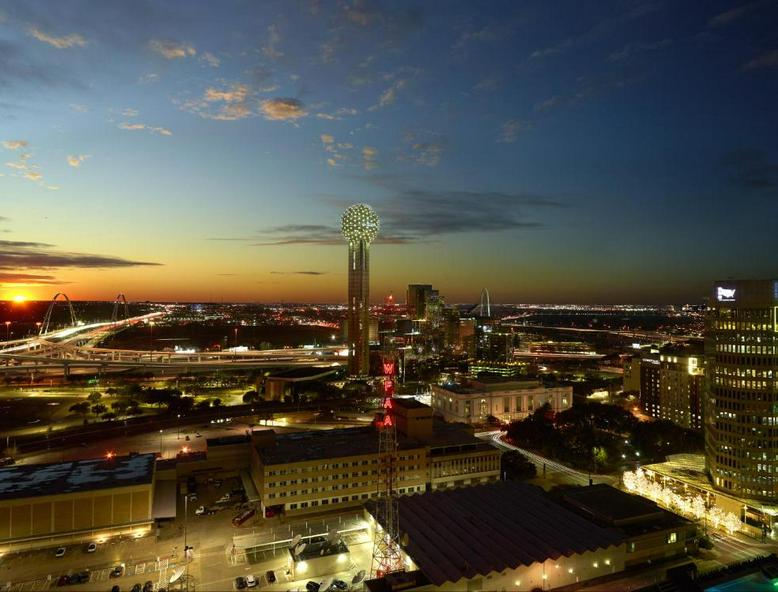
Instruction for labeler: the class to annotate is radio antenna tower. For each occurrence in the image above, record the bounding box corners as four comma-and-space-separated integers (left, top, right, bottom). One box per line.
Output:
371, 358, 403, 578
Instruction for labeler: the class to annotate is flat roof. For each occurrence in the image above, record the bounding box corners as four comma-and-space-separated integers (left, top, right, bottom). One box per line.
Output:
267, 367, 338, 380
560, 484, 664, 524
261, 426, 424, 465
0, 454, 155, 501
206, 434, 251, 447
434, 379, 549, 395
368, 481, 623, 586
391, 397, 430, 409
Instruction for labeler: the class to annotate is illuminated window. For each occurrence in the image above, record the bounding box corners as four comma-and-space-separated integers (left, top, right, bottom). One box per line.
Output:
666, 532, 677, 544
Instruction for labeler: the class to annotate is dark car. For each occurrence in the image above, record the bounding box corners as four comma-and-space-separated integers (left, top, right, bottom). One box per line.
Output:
71, 571, 90, 584
143, 580, 154, 592
266, 570, 276, 584
234, 576, 248, 590
110, 565, 125, 578
111, 586, 121, 592
306, 582, 321, 592
131, 584, 142, 592
332, 580, 348, 591
56, 575, 70, 587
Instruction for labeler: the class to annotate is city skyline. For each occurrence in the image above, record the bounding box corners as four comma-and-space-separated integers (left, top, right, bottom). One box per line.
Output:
1, 0, 777, 304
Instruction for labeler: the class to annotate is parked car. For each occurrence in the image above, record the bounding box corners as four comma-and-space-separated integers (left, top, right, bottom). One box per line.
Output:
187, 493, 198, 502
131, 584, 142, 592
266, 570, 276, 584
332, 581, 348, 591
71, 571, 90, 584
110, 564, 125, 578
55, 547, 66, 558
234, 576, 248, 590
143, 580, 154, 592
195, 505, 206, 516
86, 542, 97, 553
245, 575, 258, 588
306, 582, 321, 592
111, 586, 120, 592
56, 575, 70, 587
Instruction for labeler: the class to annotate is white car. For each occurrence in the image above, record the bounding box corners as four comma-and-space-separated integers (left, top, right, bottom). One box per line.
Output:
55, 547, 66, 558
195, 505, 206, 516
246, 575, 258, 588
86, 542, 97, 553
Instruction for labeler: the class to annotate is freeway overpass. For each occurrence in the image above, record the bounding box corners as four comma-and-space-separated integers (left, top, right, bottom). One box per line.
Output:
0, 312, 345, 376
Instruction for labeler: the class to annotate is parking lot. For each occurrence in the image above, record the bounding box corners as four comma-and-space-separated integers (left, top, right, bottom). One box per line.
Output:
0, 465, 375, 592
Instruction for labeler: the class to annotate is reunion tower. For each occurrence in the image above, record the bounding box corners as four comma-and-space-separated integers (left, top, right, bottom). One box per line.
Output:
341, 203, 379, 377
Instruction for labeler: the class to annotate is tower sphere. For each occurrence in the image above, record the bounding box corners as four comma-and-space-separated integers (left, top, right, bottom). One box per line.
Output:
341, 203, 380, 245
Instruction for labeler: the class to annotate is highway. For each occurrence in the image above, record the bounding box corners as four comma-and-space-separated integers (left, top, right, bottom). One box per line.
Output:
0, 313, 345, 375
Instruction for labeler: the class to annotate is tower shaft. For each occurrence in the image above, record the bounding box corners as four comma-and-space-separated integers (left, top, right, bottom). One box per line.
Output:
347, 240, 370, 376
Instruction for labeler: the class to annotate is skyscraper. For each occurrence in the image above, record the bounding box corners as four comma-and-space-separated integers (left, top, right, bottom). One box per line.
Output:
341, 204, 380, 376
705, 280, 778, 500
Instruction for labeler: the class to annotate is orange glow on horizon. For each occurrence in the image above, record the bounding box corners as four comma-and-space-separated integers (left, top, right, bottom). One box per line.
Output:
12, 295, 28, 304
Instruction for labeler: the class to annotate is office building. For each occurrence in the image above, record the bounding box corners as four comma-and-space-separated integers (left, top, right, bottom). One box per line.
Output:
624, 344, 704, 430
406, 284, 436, 320
705, 279, 778, 501
251, 399, 500, 517
342, 204, 379, 376
431, 378, 572, 424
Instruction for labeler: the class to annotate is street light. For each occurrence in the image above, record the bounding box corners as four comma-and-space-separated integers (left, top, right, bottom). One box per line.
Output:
177, 414, 181, 440
4, 321, 10, 341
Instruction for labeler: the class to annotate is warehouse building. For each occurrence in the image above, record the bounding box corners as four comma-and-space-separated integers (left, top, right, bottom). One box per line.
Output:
365, 481, 625, 591
0, 453, 156, 553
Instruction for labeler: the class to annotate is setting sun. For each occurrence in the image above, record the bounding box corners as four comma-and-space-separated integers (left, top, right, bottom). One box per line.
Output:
12, 295, 27, 304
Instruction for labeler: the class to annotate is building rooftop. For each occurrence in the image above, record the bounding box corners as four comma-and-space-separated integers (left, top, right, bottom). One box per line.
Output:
390, 397, 429, 409
0, 453, 156, 501
206, 434, 251, 447
559, 484, 664, 525
367, 481, 623, 586
434, 379, 548, 395
260, 421, 487, 465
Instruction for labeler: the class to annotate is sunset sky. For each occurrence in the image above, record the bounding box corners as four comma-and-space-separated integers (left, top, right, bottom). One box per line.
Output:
1, 0, 777, 304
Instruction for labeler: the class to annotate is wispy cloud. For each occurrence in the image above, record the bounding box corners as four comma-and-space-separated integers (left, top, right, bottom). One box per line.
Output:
2, 140, 27, 151
138, 73, 159, 84
401, 131, 446, 167
27, 27, 87, 49
118, 122, 172, 136
0, 240, 161, 285
270, 270, 327, 276
200, 52, 220, 68
719, 148, 778, 191
3, 140, 55, 188
260, 98, 306, 121
66, 154, 89, 167
498, 119, 522, 143
181, 83, 253, 121
742, 49, 778, 71
362, 146, 378, 170
256, 177, 566, 247
607, 39, 672, 62
121, 108, 139, 117
708, 2, 762, 27
262, 25, 283, 59
148, 39, 196, 59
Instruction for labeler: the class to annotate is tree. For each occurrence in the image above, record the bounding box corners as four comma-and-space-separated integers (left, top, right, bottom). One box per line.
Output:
212, 398, 223, 408
101, 412, 117, 421
87, 391, 102, 404
91, 403, 107, 416
69, 401, 90, 416
243, 390, 259, 404
111, 400, 130, 413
